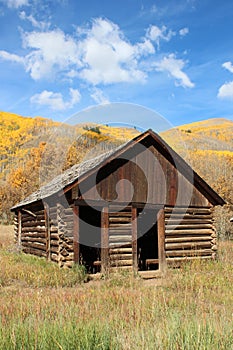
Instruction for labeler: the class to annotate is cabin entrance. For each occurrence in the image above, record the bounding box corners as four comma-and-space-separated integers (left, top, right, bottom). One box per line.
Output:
79, 205, 101, 273
137, 208, 159, 271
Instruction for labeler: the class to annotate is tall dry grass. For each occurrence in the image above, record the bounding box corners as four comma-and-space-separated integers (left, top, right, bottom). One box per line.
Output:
0, 225, 233, 349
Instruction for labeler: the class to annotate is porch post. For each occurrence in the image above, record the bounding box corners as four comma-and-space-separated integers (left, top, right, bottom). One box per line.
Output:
157, 208, 167, 273
44, 202, 51, 261
73, 205, 80, 264
132, 206, 138, 273
101, 206, 109, 274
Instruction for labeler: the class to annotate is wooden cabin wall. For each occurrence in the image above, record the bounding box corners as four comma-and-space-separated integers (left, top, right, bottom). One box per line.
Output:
56, 204, 74, 267
79, 140, 210, 207
164, 206, 217, 266
16, 202, 47, 258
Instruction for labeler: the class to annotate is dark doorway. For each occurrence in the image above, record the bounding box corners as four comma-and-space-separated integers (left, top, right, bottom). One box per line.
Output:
79, 205, 101, 273
137, 208, 159, 271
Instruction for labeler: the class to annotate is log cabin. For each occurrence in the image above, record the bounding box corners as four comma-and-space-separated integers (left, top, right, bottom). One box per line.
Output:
11, 129, 225, 277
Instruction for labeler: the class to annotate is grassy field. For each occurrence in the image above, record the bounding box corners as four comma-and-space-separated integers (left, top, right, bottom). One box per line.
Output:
0, 225, 233, 349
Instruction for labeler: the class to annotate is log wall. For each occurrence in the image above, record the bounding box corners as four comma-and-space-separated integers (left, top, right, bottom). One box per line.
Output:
165, 206, 217, 266
20, 205, 47, 258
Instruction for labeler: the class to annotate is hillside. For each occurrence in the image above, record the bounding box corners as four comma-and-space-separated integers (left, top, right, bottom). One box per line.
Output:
0, 113, 232, 237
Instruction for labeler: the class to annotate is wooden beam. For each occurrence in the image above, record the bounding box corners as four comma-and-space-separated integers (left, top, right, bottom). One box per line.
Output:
44, 202, 51, 261
18, 210, 22, 247
157, 208, 166, 273
101, 206, 109, 274
132, 206, 137, 273
73, 205, 79, 264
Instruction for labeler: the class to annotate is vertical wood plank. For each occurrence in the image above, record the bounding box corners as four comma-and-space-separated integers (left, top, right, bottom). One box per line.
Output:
157, 208, 166, 273
18, 210, 22, 247
101, 206, 109, 274
44, 202, 51, 261
73, 205, 80, 264
132, 206, 138, 273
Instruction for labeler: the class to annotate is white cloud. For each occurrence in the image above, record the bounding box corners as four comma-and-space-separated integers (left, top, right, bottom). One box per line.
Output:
222, 61, 233, 74
154, 53, 194, 88
0, 17, 193, 89
78, 18, 149, 84
3, 0, 28, 8
179, 27, 189, 37
90, 88, 109, 104
217, 81, 233, 100
19, 11, 50, 30
146, 25, 175, 48
30, 88, 81, 110
0, 50, 24, 64
22, 29, 81, 80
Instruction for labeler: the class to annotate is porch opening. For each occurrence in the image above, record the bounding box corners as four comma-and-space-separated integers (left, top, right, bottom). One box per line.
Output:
137, 208, 159, 271
79, 205, 101, 274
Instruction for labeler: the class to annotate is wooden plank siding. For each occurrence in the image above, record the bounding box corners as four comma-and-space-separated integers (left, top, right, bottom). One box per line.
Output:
78, 140, 210, 208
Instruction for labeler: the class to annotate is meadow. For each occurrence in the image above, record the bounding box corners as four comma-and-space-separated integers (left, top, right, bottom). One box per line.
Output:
0, 225, 233, 350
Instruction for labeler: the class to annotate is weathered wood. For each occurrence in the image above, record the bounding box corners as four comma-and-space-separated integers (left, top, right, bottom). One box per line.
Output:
165, 229, 213, 235
157, 208, 166, 273
166, 249, 213, 257
165, 241, 212, 250
18, 211, 22, 246
101, 206, 109, 273
109, 247, 132, 254
22, 241, 46, 251
165, 224, 214, 230
165, 236, 212, 243
109, 235, 132, 242
44, 202, 51, 261
166, 255, 212, 264
132, 206, 137, 272
21, 237, 46, 244
110, 259, 133, 267
22, 247, 46, 257
21, 226, 46, 233
73, 205, 79, 264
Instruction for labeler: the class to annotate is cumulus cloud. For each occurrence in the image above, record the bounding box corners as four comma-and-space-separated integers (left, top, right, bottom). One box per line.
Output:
222, 61, 233, 74
217, 81, 233, 100
154, 54, 194, 88
30, 88, 81, 110
146, 25, 175, 48
3, 0, 28, 8
179, 27, 189, 37
0, 17, 194, 89
90, 88, 109, 104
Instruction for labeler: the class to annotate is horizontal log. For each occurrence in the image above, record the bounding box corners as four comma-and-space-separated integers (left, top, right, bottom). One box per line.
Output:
21, 237, 46, 244
109, 223, 132, 228
109, 217, 132, 223
166, 249, 213, 257
50, 246, 59, 253
50, 240, 59, 247
166, 255, 212, 263
165, 241, 212, 250
164, 207, 211, 214
109, 242, 132, 248
22, 226, 46, 233
165, 218, 213, 224
22, 241, 46, 251
165, 236, 212, 243
165, 229, 213, 235
110, 259, 133, 267
21, 232, 45, 238
22, 247, 46, 258
212, 245, 217, 251
109, 212, 132, 217
109, 236, 132, 242
21, 221, 46, 228
165, 214, 212, 220
22, 214, 45, 222
110, 254, 132, 260
165, 224, 214, 230
211, 232, 217, 238
109, 247, 132, 254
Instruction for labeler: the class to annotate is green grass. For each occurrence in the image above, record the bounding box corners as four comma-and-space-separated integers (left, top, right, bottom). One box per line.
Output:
0, 226, 233, 349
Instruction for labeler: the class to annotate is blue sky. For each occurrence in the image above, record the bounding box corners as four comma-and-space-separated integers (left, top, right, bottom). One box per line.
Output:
0, 0, 233, 129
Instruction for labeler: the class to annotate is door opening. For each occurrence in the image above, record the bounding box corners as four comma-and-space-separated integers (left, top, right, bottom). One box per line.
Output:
137, 208, 159, 271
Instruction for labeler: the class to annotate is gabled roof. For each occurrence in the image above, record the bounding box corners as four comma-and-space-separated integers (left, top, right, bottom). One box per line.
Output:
11, 129, 225, 210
